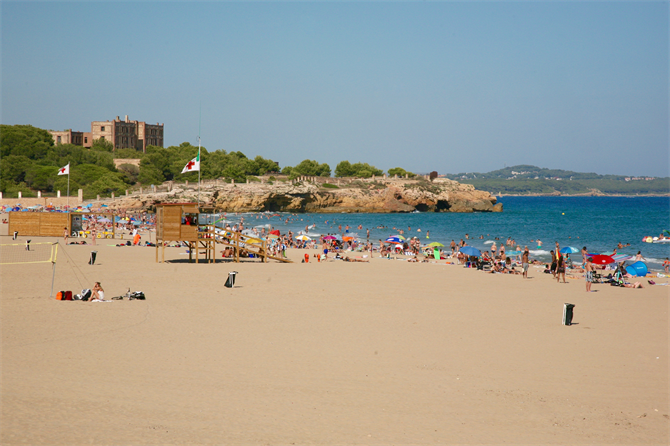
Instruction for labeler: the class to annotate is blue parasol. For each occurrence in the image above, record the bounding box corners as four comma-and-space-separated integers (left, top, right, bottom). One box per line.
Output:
459, 246, 481, 257
559, 246, 580, 254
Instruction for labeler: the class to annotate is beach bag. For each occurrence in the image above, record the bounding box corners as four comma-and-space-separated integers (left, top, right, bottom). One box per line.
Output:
56, 291, 73, 301
129, 291, 145, 300
80, 288, 92, 301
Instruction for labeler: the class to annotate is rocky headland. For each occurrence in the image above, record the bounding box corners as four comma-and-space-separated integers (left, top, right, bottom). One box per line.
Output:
105, 177, 502, 213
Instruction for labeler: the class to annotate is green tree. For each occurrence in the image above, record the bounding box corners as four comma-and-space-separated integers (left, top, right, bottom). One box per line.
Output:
335, 161, 355, 177
0, 154, 33, 184
84, 172, 128, 198
388, 167, 416, 178
114, 148, 143, 159
138, 164, 165, 185
91, 138, 114, 152
0, 124, 54, 159
291, 159, 331, 177
335, 161, 382, 178
117, 163, 140, 183
25, 165, 59, 191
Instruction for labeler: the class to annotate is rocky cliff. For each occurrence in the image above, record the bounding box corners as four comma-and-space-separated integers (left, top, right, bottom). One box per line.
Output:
106, 177, 502, 213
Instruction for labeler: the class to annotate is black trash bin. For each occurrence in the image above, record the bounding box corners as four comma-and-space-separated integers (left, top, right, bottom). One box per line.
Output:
563, 303, 575, 326
89, 251, 98, 265
13, 231, 18, 240
224, 271, 238, 288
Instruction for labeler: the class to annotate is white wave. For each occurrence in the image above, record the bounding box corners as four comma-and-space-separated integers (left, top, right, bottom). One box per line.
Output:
529, 249, 551, 256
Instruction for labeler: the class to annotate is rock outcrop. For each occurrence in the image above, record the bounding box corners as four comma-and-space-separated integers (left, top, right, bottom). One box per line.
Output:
105, 177, 502, 213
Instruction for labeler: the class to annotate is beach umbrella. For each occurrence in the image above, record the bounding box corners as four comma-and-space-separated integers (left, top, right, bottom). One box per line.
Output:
459, 246, 481, 257
98, 218, 111, 223
323, 235, 337, 240
427, 242, 444, 247
560, 246, 579, 254
506, 250, 522, 256
296, 235, 311, 241
269, 229, 280, 236
590, 255, 615, 265
611, 254, 632, 263
625, 261, 648, 277
386, 236, 403, 243
342, 236, 355, 242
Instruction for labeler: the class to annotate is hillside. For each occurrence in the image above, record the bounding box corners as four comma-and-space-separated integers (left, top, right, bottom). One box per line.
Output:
441, 165, 669, 195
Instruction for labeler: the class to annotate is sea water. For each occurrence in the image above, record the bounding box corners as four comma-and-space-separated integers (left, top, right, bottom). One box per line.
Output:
222, 197, 670, 269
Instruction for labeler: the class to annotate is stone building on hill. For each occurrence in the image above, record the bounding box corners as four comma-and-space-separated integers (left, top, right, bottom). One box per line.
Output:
49, 115, 163, 153
49, 129, 84, 146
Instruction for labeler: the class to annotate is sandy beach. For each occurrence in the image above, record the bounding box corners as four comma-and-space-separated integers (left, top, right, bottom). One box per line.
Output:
1, 226, 668, 444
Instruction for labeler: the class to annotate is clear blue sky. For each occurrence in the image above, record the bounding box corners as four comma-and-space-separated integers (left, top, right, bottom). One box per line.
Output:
2, 1, 668, 177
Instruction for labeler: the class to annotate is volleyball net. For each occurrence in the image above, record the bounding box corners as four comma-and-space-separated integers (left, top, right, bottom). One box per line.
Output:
0, 242, 59, 265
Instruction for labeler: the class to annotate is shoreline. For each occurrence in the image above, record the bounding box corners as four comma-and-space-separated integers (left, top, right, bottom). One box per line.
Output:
496, 193, 670, 197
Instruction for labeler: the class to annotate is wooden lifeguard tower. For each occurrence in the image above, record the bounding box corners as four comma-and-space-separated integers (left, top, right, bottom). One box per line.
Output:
155, 203, 214, 263
154, 203, 291, 263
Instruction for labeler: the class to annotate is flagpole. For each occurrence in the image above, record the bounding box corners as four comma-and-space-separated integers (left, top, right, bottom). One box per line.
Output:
198, 103, 201, 207
67, 166, 70, 211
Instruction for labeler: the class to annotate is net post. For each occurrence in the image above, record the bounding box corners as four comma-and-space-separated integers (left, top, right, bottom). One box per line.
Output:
50, 243, 58, 298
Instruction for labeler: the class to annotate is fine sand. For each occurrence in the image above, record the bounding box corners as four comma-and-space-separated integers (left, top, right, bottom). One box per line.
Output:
1, 229, 668, 444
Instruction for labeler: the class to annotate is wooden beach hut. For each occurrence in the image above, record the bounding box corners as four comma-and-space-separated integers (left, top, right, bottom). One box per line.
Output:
8, 212, 116, 239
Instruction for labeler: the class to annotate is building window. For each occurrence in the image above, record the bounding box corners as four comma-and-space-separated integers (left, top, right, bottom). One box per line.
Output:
57, 136, 61, 143
84, 137, 88, 143
100, 126, 105, 131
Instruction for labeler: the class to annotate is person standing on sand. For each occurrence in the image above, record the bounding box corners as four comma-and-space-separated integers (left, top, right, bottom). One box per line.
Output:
63, 227, 69, 244
450, 240, 456, 255
91, 226, 97, 246
585, 258, 594, 292
522, 247, 529, 279
550, 250, 557, 277
556, 251, 566, 283
491, 242, 497, 259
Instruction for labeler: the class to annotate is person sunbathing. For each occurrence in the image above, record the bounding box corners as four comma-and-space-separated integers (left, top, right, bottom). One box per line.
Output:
623, 282, 643, 288
343, 256, 369, 263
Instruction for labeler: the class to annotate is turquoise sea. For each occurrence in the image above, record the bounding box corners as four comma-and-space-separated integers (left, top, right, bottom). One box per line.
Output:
225, 197, 670, 269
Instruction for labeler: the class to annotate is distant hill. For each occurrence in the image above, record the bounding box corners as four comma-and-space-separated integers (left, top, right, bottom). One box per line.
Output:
440, 165, 669, 196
